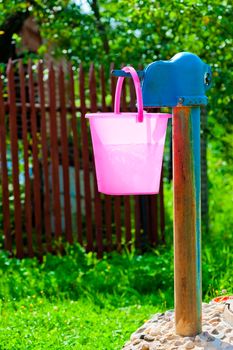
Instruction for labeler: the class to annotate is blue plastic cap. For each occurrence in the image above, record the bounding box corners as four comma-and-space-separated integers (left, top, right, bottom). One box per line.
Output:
141, 52, 212, 107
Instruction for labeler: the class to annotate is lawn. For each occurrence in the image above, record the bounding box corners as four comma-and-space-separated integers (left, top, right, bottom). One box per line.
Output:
0, 246, 173, 350
0, 297, 159, 349
0, 235, 232, 349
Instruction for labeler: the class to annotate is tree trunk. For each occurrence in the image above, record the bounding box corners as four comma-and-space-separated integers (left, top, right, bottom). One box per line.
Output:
0, 11, 30, 62
88, 0, 110, 55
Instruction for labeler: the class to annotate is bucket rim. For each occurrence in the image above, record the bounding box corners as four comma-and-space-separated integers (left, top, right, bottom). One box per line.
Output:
99, 191, 160, 195
85, 112, 172, 119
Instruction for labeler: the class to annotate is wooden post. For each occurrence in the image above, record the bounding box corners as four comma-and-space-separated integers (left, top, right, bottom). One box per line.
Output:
173, 106, 202, 336
58, 65, 73, 244
0, 75, 12, 253
89, 63, 103, 256
7, 60, 23, 258
19, 60, 34, 257
28, 61, 43, 256
48, 62, 62, 241
38, 61, 53, 253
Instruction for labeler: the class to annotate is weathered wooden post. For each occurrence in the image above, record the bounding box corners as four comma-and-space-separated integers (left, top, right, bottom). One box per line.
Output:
141, 52, 212, 336
112, 52, 211, 336
173, 105, 202, 335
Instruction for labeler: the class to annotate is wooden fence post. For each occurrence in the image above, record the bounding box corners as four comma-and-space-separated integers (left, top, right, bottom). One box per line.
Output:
89, 63, 103, 257
28, 60, 43, 256
48, 62, 62, 242
58, 65, 73, 244
100, 65, 113, 252
69, 64, 83, 245
0, 76, 12, 253
38, 61, 53, 253
7, 60, 23, 258
110, 63, 122, 252
19, 60, 33, 257
173, 106, 202, 335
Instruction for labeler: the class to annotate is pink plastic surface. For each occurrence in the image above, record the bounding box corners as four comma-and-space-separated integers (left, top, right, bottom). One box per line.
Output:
86, 66, 171, 195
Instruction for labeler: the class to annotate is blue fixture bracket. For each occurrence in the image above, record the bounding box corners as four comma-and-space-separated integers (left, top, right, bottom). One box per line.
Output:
176, 96, 208, 107
111, 70, 144, 78
111, 52, 212, 107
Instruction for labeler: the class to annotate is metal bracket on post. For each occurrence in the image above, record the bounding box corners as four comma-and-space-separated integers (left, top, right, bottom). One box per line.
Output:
111, 53, 212, 336
111, 70, 144, 78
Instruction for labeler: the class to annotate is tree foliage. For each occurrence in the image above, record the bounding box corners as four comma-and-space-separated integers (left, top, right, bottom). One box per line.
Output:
0, 0, 232, 155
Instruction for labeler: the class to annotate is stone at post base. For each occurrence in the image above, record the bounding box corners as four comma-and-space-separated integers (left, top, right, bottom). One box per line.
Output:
122, 301, 233, 350
224, 300, 233, 328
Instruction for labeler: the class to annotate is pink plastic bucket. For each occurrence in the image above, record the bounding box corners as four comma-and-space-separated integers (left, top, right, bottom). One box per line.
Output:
86, 66, 171, 195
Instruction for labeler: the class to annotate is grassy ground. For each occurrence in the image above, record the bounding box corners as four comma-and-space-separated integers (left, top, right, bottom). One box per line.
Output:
0, 237, 232, 349
0, 298, 158, 350
0, 246, 174, 350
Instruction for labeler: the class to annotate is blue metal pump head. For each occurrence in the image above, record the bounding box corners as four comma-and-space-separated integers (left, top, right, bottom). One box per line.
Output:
112, 52, 212, 107
142, 52, 211, 107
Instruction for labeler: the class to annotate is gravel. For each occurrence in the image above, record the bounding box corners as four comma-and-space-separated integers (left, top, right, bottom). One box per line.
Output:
122, 301, 233, 350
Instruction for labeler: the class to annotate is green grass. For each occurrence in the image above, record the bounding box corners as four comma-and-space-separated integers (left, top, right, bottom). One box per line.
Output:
0, 246, 173, 349
0, 298, 158, 350
0, 238, 232, 349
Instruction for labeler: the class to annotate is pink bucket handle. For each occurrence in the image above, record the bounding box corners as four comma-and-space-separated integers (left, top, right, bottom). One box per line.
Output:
114, 66, 144, 123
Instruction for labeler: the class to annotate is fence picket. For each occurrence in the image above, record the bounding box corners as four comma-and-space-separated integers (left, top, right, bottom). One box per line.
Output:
110, 64, 122, 251
7, 60, 23, 258
149, 196, 158, 245
145, 197, 151, 245
78, 64, 93, 247
121, 74, 132, 249
19, 60, 33, 257
100, 65, 112, 252
100, 65, 107, 112
89, 63, 103, 257
159, 165, 165, 243
121, 72, 127, 111
37, 61, 52, 253
134, 195, 141, 249
129, 77, 141, 248
129, 77, 136, 112
124, 196, 132, 249
58, 65, 73, 244
0, 76, 12, 253
48, 62, 62, 241
110, 63, 116, 110
69, 64, 83, 245
28, 61, 43, 256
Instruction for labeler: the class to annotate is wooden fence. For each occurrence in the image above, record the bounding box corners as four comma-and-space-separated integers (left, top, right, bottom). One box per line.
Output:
0, 59, 166, 258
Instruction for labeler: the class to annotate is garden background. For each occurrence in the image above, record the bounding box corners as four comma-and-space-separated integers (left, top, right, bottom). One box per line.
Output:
0, 0, 232, 349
